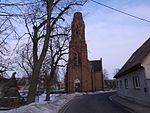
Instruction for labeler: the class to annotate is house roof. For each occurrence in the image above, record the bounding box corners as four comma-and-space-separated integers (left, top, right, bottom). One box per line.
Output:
114, 38, 150, 78
90, 60, 102, 72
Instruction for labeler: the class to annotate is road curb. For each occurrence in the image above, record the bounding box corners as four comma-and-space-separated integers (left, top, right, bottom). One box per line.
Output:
109, 95, 136, 113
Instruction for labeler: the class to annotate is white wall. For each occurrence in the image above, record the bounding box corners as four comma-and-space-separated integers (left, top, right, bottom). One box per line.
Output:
142, 53, 150, 79
116, 68, 150, 105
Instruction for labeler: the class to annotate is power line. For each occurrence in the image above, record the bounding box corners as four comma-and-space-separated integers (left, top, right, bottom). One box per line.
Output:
91, 0, 150, 23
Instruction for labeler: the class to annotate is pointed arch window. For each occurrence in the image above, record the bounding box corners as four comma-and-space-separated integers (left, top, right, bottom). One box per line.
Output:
74, 53, 81, 65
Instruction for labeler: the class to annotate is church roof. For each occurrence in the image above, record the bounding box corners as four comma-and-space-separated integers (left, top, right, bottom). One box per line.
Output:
114, 38, 150, 78
90, 60, 102, 72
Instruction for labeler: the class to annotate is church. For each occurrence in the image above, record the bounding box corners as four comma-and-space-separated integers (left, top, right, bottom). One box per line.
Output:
65, 12, 104, 93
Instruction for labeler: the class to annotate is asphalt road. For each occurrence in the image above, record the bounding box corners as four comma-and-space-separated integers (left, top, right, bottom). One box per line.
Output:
62, 92, 131, 113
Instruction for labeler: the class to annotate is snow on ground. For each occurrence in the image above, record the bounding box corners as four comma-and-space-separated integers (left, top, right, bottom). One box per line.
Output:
0, 93, 81, 113
0, 90, 116, 113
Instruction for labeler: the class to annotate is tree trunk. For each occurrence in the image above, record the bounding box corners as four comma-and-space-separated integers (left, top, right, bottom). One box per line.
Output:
27, 0, 53, 103
27, 65, 40, 103
45, 67, 55, 101
45, 77, 51, 101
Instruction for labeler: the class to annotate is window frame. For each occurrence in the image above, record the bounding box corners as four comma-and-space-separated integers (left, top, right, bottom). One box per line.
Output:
133, 76, 140, 89
116, 80, 119, 88
124, 79, 128, 89
120, 80, 122, 88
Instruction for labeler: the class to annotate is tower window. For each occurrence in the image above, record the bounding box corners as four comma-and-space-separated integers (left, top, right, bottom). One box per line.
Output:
78, 54, 81, 64
76, 31, 78, 34
74, 53, 80, 65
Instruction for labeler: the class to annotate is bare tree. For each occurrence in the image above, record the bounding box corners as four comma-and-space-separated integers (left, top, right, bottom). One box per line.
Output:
24, 0, 87, 103
44, 26, 70, 101
0, 0, 29, 47
16, 42, 33, 77
15, 25, 69, 101
0, 0, 32, 75
113, 68, 120, 76
103, 69, 109, 80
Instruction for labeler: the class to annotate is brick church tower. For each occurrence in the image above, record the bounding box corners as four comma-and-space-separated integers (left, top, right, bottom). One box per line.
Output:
65, 12, 104, 93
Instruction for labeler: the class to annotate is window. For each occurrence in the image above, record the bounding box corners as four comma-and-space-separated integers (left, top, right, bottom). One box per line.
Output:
124, 79, 128, 89
116, 81, 119, 88
133, 76, 140, 88
120, 80, 122, 88
74, 53, 80, 65
76, 31, 78, 34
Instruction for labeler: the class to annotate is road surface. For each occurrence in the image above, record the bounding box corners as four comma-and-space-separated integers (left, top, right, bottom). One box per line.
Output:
62, 92, 131, 113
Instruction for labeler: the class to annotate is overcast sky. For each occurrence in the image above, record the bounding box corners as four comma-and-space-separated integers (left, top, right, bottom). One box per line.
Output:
81, 0, 150, 79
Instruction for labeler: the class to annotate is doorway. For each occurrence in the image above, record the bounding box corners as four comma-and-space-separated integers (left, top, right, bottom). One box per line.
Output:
74, 78, 81, 92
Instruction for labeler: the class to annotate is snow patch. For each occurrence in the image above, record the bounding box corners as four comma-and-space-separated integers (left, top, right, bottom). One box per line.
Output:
0, 93, 81, 113
0, 90, 116, 113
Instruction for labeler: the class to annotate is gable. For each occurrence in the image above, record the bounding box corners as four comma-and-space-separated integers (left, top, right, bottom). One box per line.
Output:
141, 52, 150, 79
90, 60, 102, 72
142, 52, 150, 65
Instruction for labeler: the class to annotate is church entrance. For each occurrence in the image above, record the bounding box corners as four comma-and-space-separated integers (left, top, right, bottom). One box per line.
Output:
74, 78, 81, 92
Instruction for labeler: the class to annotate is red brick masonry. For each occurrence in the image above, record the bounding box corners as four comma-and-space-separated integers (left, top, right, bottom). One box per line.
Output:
65, 12, 104, 93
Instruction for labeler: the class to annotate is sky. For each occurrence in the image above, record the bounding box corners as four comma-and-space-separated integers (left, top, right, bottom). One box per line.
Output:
82, 0, 150, 79
2, 0, 150, 79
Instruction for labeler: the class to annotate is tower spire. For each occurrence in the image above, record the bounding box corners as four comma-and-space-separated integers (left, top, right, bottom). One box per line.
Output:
71, 12, 85, 42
